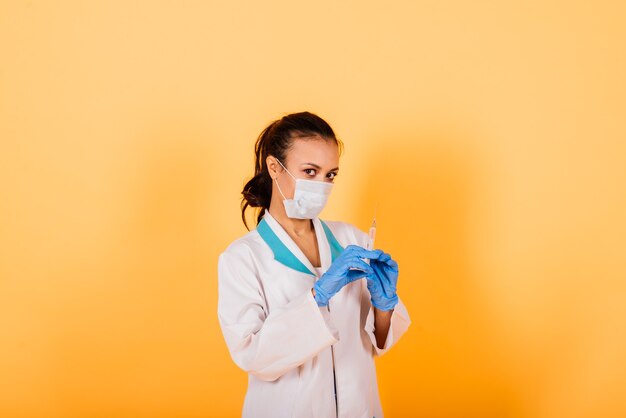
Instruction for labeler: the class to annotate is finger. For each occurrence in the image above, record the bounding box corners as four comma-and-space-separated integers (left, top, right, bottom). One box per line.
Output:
347, 258, 375, 274
347, 263, 376, 282
379, 273, 397, 290
378, 253, 392, 263
344, 245, 384, 260
344, 269, 370, 278
385, 259, 399, 270
381, 277, 398, 296
344, 244, 382, 258
346, 270, 368, 283
364, 272, 379, 288
375, 253, 397, 270
369, 257, 390, 269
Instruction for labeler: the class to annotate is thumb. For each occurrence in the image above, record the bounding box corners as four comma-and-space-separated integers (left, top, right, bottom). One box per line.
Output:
365, 272, 378, 289
346, 269, 368, 283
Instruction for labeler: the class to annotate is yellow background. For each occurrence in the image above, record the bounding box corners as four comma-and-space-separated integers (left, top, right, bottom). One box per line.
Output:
1, 1, 625, 417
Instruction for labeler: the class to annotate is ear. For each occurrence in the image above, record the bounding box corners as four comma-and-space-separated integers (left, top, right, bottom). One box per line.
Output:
266, 155, 280, 180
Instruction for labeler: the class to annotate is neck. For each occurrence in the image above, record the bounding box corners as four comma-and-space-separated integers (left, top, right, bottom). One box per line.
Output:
267, 205, 313, 237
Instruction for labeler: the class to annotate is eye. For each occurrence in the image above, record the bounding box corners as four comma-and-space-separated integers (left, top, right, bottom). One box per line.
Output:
327, 172, 338, 180
304, 168, 316, 176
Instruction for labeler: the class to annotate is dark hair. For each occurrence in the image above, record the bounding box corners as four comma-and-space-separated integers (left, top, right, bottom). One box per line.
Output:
240, 111, 343, 230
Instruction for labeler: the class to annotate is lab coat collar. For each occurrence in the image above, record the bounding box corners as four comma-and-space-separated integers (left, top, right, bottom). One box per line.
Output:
257, 210, 344, 277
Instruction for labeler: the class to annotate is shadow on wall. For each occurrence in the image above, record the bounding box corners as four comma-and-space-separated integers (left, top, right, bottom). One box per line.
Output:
355, 129, 514, 417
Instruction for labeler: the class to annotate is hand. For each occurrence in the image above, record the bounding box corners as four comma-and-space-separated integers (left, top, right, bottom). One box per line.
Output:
313, 245, 383, 307
366, 250, 399, 311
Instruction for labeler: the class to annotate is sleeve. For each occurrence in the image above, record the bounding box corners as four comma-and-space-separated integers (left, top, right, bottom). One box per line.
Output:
216, 244, 340, 382
362, 282, 412, 356
350, 224, 412, 356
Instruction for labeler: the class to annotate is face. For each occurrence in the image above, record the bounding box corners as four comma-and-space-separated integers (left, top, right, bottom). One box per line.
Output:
267, 135, 340, 200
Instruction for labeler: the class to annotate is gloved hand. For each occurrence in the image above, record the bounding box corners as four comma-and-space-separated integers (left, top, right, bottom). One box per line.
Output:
366, 251, 399, 311
313, 245, 383, 307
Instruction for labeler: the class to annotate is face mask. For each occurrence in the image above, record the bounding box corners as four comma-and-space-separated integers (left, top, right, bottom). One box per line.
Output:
274, 158, 334, 219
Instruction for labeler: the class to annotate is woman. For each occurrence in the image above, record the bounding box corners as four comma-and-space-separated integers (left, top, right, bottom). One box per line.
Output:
217, 111, 411, 418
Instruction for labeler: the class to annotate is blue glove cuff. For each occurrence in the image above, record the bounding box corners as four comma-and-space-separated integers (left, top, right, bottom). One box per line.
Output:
313, 283, 330, 307
371, 294, 398, 311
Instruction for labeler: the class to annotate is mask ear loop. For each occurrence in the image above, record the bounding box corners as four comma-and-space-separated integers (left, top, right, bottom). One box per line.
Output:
274, 158, 295, 200
276, 158, 297, 180
274, 177, 288, 200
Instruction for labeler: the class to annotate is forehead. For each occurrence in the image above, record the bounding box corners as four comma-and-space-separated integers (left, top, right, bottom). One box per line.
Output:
286, 136, 339, 166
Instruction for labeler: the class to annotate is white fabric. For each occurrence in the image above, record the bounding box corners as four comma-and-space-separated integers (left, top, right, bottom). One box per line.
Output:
217, 210, 411, 417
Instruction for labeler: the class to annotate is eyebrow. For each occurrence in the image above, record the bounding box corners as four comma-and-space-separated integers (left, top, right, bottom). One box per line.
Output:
301, 163, 339, 171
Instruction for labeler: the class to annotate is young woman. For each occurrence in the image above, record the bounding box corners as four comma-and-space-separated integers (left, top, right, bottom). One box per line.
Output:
217, 111, 411, 417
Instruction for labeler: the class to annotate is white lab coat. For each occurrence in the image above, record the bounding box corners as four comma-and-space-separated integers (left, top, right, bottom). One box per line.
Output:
217, 210, 411, 418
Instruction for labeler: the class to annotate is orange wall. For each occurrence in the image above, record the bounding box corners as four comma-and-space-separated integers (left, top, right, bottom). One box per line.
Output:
1, 1, 625, 417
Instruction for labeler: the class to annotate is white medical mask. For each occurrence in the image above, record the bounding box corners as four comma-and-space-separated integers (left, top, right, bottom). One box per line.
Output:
274, 158, 334, 219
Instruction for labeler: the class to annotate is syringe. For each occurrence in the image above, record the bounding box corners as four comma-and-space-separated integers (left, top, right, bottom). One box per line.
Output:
364, 209, 377, 266
366, 216, 376, 251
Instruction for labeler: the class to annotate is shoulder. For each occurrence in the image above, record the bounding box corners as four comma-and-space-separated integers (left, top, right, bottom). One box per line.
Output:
319, 218, 369, 248
217, 228, 272, 292
218, 227, 268, 266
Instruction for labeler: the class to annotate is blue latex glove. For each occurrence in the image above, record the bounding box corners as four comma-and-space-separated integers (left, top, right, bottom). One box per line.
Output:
366, 251, 399, 311
314, 245, 383, 307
